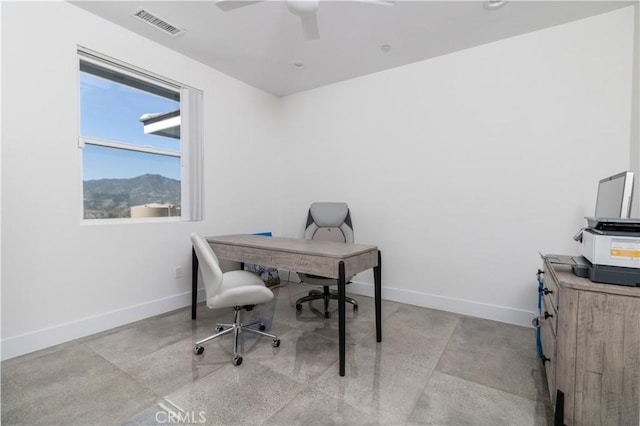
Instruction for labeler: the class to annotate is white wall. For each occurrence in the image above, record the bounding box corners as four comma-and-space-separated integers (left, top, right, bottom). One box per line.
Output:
278, 6, 636, 325
632, 4, 640, 217
1, 2, 636, 360
0, 1, 281, 359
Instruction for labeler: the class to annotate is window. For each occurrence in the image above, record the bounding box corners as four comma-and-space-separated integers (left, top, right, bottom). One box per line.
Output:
78, 49, 203, 221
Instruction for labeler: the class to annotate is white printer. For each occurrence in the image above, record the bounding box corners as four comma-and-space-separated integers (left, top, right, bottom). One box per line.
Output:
573, 172, 640, 287
576, 219, 640, 286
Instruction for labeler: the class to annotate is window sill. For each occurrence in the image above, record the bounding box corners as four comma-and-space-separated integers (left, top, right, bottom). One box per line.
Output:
80, 216, 181, 226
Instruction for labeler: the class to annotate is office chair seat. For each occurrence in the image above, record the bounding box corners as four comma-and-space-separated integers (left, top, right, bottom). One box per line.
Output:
207, 270, 274, 309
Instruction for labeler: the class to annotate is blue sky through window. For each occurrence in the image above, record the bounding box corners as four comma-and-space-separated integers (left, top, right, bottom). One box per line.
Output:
80, 72, 181, 181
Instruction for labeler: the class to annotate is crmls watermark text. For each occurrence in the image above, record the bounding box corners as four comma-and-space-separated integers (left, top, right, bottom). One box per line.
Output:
155, 410, 206, 424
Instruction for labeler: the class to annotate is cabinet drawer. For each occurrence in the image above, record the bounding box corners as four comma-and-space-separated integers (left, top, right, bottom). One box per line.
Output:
541, 293, 557, 336
542, 264, 559, 310
539, 316, 556, 403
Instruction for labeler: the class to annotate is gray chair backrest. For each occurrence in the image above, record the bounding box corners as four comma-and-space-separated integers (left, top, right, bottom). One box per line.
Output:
191, 233, 224, 299
304, 202, 354, 244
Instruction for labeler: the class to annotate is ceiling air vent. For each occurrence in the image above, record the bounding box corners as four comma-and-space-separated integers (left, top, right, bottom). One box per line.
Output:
132, 8, 185, 37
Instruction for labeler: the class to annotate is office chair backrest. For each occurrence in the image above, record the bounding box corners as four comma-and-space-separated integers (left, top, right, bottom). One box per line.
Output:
304, 202, 354, 244
191, 233, 224, 298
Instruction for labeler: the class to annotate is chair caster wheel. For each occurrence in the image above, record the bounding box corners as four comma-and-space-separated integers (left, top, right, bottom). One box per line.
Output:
324, 312, 331, 319
215, 326, 224, 332
295, 304, 302, 311
272, 339, 281, 348
232, 356, 243, 366
194, 346, 204, 355
259, 324, 266, 331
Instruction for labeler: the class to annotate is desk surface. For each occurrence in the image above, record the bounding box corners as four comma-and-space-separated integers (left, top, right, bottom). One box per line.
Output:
206, 234, 378, 279
207, 234, 377, 256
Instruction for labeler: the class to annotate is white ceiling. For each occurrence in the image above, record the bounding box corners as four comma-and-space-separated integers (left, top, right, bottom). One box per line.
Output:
70, 0, 634, 97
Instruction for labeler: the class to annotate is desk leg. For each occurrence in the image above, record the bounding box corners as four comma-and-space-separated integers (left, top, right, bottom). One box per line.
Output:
192, 247, 198, 320
375, 250, 382, 342
338, 260, 346, 377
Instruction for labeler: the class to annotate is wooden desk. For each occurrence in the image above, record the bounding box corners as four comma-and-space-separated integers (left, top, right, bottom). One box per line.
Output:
191, 234, 382, 377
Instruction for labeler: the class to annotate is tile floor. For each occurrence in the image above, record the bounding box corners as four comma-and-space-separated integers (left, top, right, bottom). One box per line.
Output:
1, 282, 553, 425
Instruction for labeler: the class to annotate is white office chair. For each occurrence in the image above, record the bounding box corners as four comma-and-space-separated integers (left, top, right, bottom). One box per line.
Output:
295, 202, 359, 318
191, 233, 280, 366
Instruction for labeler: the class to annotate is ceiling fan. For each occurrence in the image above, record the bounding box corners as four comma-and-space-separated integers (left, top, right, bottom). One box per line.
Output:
214, 0, 395, 41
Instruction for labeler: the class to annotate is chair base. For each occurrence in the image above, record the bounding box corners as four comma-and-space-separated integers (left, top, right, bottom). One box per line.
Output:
194, 305, 280, 365
295, 286, 358, 319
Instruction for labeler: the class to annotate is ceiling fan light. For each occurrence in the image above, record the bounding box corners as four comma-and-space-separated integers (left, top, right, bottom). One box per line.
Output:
483, 0, 507, 10
287, 0, 320, 16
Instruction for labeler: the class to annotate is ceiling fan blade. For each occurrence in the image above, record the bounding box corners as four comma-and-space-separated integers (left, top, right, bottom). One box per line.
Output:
214, 0, 262, 12
300, 14, 319, 40
355, 0, 396, 5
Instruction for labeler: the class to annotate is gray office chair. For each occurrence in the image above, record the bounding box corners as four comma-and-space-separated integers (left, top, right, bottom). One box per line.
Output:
191, 233, 280, 366
295, 202, 358, 318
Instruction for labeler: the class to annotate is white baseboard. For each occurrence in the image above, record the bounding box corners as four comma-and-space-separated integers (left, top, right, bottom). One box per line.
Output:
347, 279, 535, 328
1, 289, 206, 361
2, 280, 535, 360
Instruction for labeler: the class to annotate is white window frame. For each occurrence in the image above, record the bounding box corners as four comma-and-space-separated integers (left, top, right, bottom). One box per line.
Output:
78, 47, 203, 223
78, 136, 181, 159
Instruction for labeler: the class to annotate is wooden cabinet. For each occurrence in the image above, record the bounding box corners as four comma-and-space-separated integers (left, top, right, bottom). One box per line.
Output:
540, 261, 640, 425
